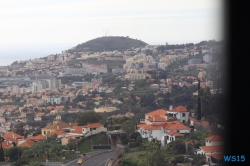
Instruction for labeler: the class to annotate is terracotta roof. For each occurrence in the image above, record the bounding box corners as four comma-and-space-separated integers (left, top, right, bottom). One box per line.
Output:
19, 140, 36, 147
167, 131, 184, 137
200, 145, 224, 152
49, 130, 67, 136
1, 141, 13, 149
205, 134, 223, 141
26, 134, 45, 141
145, 109, 167, 116
140, 124, 163, 130
3, 132, 23, 140
84, 123, 103, 128
170, 105, 187, 112
147, 115, 166, 122
43, 121, 76, 130
164, 121, 190, 130
70, 126, 84, 134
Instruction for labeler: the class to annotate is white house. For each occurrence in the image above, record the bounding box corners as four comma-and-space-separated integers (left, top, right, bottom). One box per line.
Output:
195, 134, 224, 164
34, 116, 42, 121
205, 134, 223, 146
165, 131, 184, 144
137, 121, 190, 146
82, 123, 107, 136
167, 105, 189, 124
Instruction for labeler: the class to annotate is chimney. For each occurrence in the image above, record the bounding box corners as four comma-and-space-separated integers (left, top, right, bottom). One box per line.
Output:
153, 117, 155, 122
169, 105, 173, 111
57, 125, 59, 130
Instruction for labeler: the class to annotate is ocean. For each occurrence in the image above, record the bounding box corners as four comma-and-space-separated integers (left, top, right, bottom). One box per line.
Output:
0, 43, 75, 66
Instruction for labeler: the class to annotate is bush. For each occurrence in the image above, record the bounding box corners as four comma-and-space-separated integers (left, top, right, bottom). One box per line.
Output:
14, 159, 29, 166
128, 142, 137, 148
124, 147, 130, 153
173, 155, 185, 163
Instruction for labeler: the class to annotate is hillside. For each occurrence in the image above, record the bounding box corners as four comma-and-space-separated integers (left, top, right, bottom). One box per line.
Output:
68, 36, 148, 52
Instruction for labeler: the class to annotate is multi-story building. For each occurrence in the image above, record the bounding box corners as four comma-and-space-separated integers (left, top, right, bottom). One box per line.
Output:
203, 54, 213, 63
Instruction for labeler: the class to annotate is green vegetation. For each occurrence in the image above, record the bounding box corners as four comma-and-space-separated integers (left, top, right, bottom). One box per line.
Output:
78, 133, 109, 153
76, 111, 103, 125
67, 36, 148, 52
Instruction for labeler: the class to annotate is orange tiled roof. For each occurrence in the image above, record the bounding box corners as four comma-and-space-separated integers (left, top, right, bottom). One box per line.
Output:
84, 123, 103, 128
19, 140, 36, 147
3, 132, 23, 140
205, 134, 223, 141
167, 131, 184, 136
1, 141, 13, 149
164, 121, 190, 130
145, 109, 167, 116
147, 115, 166, 122
170, 105, 187, 112
138, 123, 163, 130
200, 145, 224, 153
49, 130, 67, 136
26, 135, 45, 141
70, 126, 84, 134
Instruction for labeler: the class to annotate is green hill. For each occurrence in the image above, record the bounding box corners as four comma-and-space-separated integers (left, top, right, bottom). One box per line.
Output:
68, 36, 148, 52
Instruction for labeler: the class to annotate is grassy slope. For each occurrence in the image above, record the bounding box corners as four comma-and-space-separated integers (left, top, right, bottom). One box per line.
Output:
78, 133, 110, 153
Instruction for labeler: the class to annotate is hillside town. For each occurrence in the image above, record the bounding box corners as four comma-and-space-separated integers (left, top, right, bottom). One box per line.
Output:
0, 40, 225, 166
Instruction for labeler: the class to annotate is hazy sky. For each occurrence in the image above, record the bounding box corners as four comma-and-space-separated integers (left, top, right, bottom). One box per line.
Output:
0, 0, 224, 66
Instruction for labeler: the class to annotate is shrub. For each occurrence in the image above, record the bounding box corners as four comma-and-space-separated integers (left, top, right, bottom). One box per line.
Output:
124, 146, 130, 153
128, 142, 137, 148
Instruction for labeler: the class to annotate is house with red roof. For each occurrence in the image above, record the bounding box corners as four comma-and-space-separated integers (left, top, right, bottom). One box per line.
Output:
167, 105, 189, 124
19, 139, 36, 148
205, 134, 223, 146
137, 121, 190, 146
26, 134, 45, 142
195, 134, 224, 164
82, 123, 107, 136
140, 109, 168, 124
3, 132, 24, 147
166, 131, 184, 144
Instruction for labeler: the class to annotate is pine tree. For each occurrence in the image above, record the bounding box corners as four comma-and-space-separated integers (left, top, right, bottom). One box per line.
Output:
197, 80, 201, 120
0, 136, 5, 162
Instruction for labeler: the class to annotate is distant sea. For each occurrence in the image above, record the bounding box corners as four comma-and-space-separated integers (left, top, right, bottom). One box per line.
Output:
0, 43, 75, 66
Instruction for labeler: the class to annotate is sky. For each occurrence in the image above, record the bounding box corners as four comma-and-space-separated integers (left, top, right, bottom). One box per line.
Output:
0, 0, 224, 66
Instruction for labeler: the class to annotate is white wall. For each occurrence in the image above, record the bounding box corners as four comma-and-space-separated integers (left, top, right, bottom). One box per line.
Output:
205, 140, 223, 146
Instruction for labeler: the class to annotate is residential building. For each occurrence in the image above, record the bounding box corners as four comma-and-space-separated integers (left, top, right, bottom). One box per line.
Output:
41, 120, 77, 136
167, 105, 189, 124
203, 54, 213, 63
188, 58, 201, 65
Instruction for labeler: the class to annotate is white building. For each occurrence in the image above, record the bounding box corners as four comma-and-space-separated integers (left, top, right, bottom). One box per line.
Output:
203, 54, 213, 63
167, 105, 189, 124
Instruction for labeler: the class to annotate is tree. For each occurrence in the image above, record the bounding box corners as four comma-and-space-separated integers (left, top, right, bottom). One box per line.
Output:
0, 136, 4, 162
14, 122, 25, 136
121, 120, 136, 137
197, 80, 201, 120
77, 111, 103, 125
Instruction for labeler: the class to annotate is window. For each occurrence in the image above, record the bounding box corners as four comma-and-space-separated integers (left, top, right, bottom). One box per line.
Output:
183, 120, 185, 123
182, 113, 185, 117
167, 136, 169, 140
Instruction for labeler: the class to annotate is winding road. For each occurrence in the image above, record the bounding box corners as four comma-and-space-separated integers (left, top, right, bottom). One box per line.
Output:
61, 150, 115, 166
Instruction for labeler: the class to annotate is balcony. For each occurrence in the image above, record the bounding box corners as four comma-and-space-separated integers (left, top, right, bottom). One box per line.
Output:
140, 119, 145, 124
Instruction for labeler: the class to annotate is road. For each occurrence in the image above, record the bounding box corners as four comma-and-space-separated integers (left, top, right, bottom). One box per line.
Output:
82, 151, 115, 166
62, 150, 113, 166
